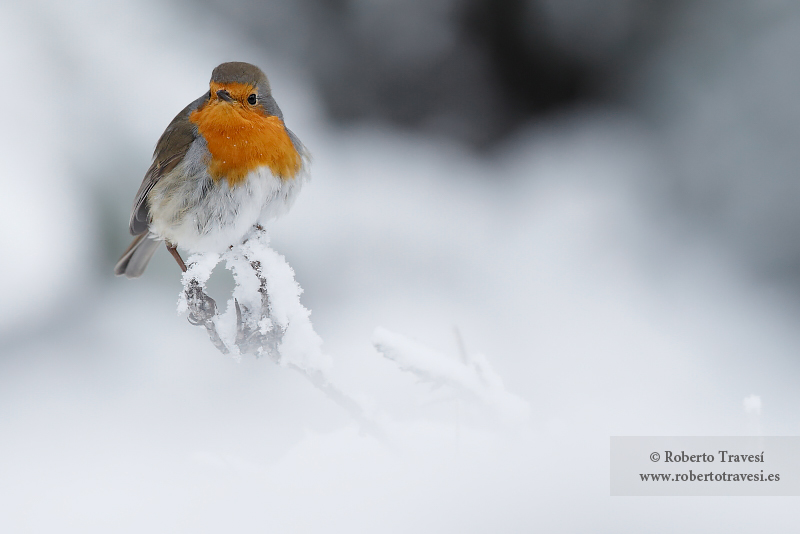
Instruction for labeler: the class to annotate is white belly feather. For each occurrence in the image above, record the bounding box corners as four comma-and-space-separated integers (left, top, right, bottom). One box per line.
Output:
147, 138, 306, 253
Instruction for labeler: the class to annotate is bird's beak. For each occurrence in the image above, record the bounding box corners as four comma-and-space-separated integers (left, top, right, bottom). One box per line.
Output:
216, 89, 233, 102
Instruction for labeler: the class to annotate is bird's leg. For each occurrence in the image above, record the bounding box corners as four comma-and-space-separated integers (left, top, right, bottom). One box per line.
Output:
166, 243, 187, 272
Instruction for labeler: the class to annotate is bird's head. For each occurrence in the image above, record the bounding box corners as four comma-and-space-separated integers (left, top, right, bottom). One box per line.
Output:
190, 62, 302, 184
207, 62, 276, 116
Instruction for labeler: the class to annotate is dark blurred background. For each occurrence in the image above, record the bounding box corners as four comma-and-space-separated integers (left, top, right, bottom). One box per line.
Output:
196, 0, 650, 146
193, 0, 800, 285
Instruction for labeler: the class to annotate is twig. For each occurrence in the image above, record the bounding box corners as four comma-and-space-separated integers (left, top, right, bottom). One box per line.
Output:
179, 227, 388, 443
373, 327, 529, 426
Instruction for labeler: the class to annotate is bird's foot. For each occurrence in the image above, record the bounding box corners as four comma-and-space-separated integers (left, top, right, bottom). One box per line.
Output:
184, 279, 228, 354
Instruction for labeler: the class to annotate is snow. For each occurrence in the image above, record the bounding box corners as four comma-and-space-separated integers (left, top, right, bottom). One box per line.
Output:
179, 229, 332, 372
177, 253, 221, 315
373, 326, 529, 426
743, 395, 762, 416
2, 0, 800, 532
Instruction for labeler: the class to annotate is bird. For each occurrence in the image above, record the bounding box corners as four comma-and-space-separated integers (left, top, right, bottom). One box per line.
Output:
115, 61, 308, 278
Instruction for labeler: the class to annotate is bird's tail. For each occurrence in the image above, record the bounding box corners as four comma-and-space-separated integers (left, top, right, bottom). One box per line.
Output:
114, 233, 161, 278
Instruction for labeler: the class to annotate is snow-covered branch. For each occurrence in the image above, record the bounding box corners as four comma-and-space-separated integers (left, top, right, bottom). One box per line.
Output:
177, 226, 526, 436
177, 227, 383, 440
373, 327, 529, 426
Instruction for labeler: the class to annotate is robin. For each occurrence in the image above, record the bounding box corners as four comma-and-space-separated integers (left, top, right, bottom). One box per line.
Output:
115, 62, 308, 278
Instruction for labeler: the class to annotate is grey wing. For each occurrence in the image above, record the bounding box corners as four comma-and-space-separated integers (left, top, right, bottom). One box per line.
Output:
128, 93, 209, 235
129, 152, 187, 235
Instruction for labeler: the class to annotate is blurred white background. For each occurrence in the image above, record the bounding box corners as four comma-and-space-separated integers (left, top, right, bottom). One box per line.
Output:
2, 0, 800, 531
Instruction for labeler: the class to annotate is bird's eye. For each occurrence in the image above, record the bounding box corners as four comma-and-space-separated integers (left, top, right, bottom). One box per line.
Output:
247, 94, 257, 105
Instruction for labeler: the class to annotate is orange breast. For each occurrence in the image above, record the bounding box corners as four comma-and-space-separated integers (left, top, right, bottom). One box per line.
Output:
189, 94, 302, 186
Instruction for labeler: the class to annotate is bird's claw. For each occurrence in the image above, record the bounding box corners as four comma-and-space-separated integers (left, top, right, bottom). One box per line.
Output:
233, 298, 283, 359
185, 279, 217, 324
184, 279, 227, 354
182, 267, 285, 359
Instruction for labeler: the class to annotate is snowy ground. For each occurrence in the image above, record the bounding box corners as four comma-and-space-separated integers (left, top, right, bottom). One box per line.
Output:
2, 1, 800, 532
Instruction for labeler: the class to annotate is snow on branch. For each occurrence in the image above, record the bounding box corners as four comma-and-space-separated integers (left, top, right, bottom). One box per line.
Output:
177, 227, 384, 440
177, 228, 330, 369
175, 226, 526, 436
372, 327, 530, 426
